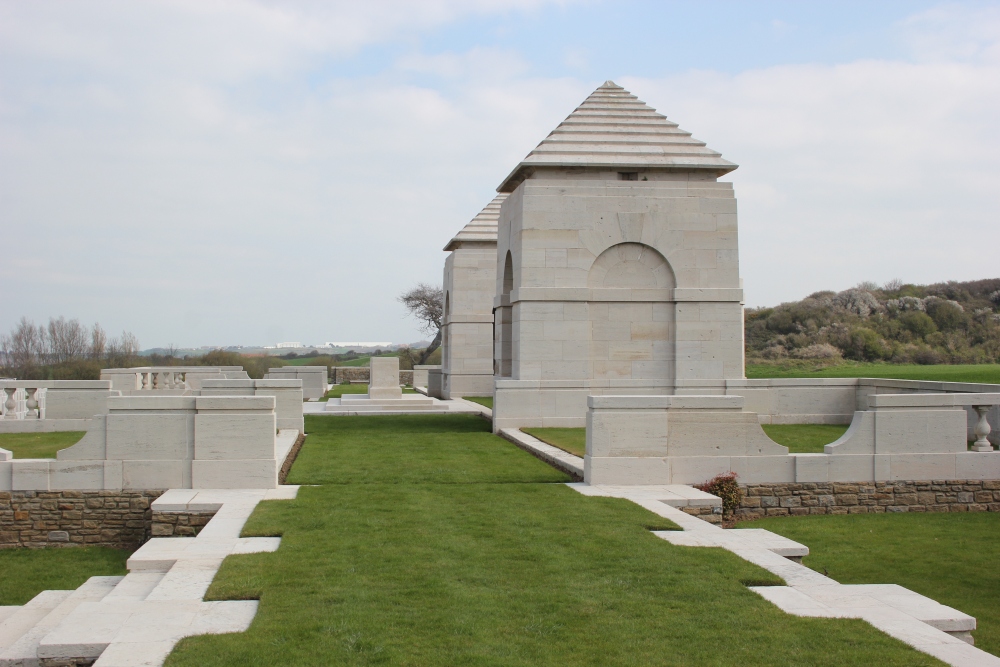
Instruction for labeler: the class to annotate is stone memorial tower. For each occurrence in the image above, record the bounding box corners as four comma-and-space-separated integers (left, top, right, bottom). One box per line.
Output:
492, 81, 745, 430
441, 194, 507, 398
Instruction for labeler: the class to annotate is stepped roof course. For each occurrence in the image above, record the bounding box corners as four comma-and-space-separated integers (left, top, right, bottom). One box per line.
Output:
443, 193, 508, 251
498, 81, 737, 192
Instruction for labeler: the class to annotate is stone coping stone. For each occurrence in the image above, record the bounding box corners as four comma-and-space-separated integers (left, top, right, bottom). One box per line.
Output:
870, 393, 1000, 408
194, 396, 275, 411
0, 380, 112, 389
588, 395, 743, 410
496, 379, 675, 389
108, 396, 197, 411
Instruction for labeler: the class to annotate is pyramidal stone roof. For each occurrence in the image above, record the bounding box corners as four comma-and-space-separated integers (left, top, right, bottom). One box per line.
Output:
443, 193, 508, 251
498, 81, 736, 192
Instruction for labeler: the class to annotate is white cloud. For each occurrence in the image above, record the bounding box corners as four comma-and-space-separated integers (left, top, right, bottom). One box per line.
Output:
1, 0, 997, 348
626, 54, 1000, 307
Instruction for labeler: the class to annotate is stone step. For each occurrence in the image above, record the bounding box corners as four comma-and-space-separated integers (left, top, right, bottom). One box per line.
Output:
0, 576, 122, 664
0, 591, 73, 653
0, 610, 17, 627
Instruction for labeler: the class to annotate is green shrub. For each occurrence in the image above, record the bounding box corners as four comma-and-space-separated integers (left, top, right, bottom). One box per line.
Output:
839, 328, 892, 361
899, 311, 937, 338
926, 300, 966, 331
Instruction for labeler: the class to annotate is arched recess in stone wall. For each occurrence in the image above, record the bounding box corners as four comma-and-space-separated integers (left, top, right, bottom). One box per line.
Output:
501, 251, 514, 297
498, 252, 514, 377
587, 242, 676, 289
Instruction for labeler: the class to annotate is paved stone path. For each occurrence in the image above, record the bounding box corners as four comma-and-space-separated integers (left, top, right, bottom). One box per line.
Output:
0, 486, 299, 666
573, 483, 1000, 667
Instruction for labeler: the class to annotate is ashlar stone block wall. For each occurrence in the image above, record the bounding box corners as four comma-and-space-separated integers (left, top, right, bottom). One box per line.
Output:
442, 245, 497, 398
493, 174, 746, 429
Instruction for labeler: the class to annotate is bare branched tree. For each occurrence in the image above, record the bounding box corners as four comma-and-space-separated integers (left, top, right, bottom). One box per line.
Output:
0, 317, 139, 378
398, 283, 443, 366
90, 324, 107, 360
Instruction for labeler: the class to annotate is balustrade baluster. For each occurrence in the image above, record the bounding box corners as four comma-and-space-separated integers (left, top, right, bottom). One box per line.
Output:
972, 406, 994, 452
2, 388, 16, 419
24, 387, 39, 419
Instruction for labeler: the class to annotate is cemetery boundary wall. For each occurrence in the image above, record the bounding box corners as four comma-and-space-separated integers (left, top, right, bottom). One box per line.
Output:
330, 367, 414, 386
736, 480, 1000, 521
1, 490, 163, 549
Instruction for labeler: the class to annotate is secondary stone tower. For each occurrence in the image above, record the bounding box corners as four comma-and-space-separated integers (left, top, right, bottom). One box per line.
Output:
492, 81, 745, 429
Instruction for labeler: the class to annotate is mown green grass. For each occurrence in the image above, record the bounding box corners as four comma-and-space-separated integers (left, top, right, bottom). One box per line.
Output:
742, 512, 1000, 656
167, 414, 944, 666
761, 424, 850, 454
0, 547, 130, 605
747, 361, 1000, 384
523, 427, 586, 458
0, 431, 86, 459
288, 415, 568, 485
462, 396, 493, 409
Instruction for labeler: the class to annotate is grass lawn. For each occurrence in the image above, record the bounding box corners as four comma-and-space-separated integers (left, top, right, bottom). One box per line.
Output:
740, 513, 1000, 656
523, 427, 586, 458
462, 396, 492, 409
321, 384, 417, 401
0, 431, 86, 459
747, 361, 1000, 384
761, 424, 850, 454
167, 414, 943, 666
0, 547, 131, 605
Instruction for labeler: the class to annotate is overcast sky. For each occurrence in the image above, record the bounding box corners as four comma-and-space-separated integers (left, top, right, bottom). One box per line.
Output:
2, 1, 998, 349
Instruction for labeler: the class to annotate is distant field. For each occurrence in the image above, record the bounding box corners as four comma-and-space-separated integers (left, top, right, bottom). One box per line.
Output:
747, 362, 1000, 384
333, 354, 402, 367
281, 356, 335, 367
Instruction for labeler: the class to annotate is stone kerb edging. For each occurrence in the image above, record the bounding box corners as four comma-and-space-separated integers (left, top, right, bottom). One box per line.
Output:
572, 483, 997, 666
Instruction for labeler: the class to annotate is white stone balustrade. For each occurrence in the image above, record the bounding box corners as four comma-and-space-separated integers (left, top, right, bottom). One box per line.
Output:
585, 392, 1000, 486
101, 366, 249, 394
0, 385, 46, 420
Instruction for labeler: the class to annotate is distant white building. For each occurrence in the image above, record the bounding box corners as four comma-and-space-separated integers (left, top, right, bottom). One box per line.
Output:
275, 342, 303, 349
324, 342, 392, 348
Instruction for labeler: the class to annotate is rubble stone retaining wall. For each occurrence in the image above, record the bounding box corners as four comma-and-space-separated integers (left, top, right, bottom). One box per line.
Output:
150, 510, 216, 537
737, 480, 1000, 521
330, 367, 414, 386
0, 490, 163, 549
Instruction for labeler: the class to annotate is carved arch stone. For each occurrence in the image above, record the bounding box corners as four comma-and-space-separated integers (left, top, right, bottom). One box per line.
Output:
587, 243, 675, 290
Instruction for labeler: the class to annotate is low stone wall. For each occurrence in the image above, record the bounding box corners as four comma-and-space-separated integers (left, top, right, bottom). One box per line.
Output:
0, 490, 162, 549
330, 367, 414, 386
150, 510, 216, 537
737, 480, 1000, 521
680, 505, 723, 524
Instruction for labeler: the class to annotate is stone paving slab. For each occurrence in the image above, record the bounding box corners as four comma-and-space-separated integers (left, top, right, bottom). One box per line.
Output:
1, 576, 122, 663
569, 482, 999, 667
304, 397, 481, 416
0, 590, 72, 653
1, 485, 301, 666
570, 482, 722, 508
